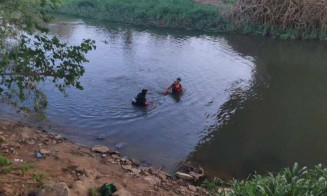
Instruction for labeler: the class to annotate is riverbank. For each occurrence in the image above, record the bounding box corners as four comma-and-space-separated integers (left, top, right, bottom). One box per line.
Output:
0, 120, 209, 195
53, 0, 230, 33
51, 0, 327, 40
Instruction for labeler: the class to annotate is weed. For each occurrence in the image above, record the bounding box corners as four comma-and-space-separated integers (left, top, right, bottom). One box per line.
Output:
89, 187, 100, 196
20, 162, 34, 176
32, 173, 46, 188
0, 167, 12, 174
0, 154, 11, 166
202, 177, 221, 195
202, 163, 327, 196
55, 0, 227, 31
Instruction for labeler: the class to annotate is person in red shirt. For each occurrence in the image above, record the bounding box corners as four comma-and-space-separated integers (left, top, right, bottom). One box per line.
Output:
164, 78, 183, 95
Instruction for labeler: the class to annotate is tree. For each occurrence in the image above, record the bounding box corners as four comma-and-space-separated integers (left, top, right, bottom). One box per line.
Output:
0, 0, 96, 116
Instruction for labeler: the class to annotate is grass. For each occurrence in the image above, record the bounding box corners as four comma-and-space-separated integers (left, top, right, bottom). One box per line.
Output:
89, 187, 100, 196
32, 173, 47, 188
0, 154, 11, 166
55, 0, 233, 32
0, 154, 44, 188
20, 162, 35, 176
202, 177, 225, 195
202, 163, 327, 196
0, 167, 12, 174
0, 154, 34, 175
0, 163, 34, 175
51, 0, 327, 40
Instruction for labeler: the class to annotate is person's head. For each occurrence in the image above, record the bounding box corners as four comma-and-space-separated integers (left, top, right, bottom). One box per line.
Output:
141, 89, 148, 95
176, 77, 181, 84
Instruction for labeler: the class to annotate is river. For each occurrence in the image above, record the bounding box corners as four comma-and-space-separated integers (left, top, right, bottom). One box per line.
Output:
1, 14, 327, 180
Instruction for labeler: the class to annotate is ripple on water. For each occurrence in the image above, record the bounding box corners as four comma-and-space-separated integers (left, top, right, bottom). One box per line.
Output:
107, 103, 158, 120
2, 15, 258, 177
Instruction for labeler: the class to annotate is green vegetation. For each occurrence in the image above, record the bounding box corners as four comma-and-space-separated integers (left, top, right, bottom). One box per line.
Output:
20, 162, 35, 176
0, 153, 42, 188
231, 0, 327, 40
222, 0, 236, 4
56, 0, 232, 32
202, 177, 225, 195
89, 187, 100, 196
0, 154, 11, 166
32, 173, 47, 188
0, 167, 12, 174
0, 155, 34, 175
202, 163, 327, 196
0, 0, 95, 114
55, 0, 327, 40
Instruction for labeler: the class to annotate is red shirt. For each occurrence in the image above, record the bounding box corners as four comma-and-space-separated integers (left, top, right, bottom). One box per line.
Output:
172, 82, 182, 93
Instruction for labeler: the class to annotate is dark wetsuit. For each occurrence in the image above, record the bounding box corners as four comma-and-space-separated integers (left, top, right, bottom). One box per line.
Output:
132, 92, 147, 106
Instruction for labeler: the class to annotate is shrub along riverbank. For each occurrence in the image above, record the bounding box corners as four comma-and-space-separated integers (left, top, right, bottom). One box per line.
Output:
54, 0, 327, 40
202, 163, 327, 195
55, 0, 233, 32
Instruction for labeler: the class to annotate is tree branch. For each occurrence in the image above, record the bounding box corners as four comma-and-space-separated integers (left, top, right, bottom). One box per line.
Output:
0, 72, 55, 77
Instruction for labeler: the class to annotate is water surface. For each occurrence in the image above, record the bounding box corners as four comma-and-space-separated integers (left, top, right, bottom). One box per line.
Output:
1, 14, 327, 179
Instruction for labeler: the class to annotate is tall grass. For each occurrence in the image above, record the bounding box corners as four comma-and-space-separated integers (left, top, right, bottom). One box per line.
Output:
230, 0, 327, 40
53, 0, 326, 39
202, 163, 327, 196
56, 0, 234, 32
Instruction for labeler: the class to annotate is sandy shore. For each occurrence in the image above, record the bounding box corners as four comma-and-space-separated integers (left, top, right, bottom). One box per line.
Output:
0, 120, 209, 196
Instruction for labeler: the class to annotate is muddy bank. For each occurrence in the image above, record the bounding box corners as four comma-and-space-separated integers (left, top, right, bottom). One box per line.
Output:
0, 120, 209, 196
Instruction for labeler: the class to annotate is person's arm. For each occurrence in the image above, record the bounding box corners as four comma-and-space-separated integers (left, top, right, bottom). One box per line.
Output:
166, 84, 173, 91
164, 83, 174, 95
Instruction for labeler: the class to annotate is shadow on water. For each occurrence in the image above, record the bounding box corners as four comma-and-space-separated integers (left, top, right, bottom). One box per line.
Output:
187, 36, 327, 180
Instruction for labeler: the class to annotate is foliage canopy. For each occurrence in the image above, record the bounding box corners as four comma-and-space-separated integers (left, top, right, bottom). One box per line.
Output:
0, 0, 95, 115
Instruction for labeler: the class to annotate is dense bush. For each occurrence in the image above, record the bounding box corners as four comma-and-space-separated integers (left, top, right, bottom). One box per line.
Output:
202, 163, 327, 196
231, 0, 327, 40
57, 0, 230, 31
55, 0, 327, 40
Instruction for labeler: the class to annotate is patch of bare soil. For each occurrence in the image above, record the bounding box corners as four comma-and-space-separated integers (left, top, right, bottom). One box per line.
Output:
0, 120, 209, 196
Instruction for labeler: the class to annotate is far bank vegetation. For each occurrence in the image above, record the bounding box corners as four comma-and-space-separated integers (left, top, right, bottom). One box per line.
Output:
56, 0, 327, 40
230, 0, 327, 39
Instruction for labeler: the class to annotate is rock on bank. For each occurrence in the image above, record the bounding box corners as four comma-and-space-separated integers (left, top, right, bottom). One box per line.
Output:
0, 120, 208, 195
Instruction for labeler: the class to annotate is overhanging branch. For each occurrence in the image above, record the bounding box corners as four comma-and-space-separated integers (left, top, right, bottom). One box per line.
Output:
0, 72, 55, 77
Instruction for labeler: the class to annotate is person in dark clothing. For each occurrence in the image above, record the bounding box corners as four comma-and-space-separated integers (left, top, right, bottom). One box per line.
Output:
132, 89, 148, 106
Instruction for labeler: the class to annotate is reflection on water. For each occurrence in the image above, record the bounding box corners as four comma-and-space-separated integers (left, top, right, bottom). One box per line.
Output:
0, 14, 253, 175
189, 36, 327, 179
1, 14, 327, 179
